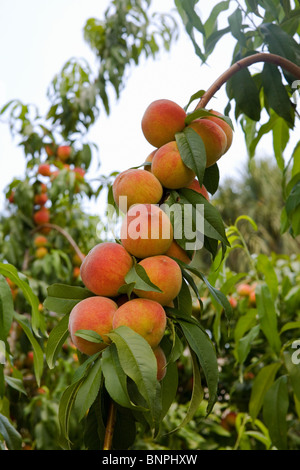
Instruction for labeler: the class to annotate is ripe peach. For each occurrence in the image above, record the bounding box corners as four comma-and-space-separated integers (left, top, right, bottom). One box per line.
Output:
152, 141, 195, 189
113, 169, 163, 212
38, 164, 52, 177
141, 99, 187, 148
73, 167, 85, 180
120, 204, 173, 259
57, 145, 71, 162
237, 283, 252, 297
73, 266, 81, 279
34, 235, 48, 247
134, 255, 182, 306
68, 296, 118, 356
185, 178, 209, 200
45, 144, 56, 157
206, 110, 233, 152
80, 242, 133, 297
34, 193, 48, 206
112, 298, 166, 348
165, 240, 193, 265
33, 207, 50, 225
187, 118, 227, 167
153, 346, 167, 381
144, 150, 157, 172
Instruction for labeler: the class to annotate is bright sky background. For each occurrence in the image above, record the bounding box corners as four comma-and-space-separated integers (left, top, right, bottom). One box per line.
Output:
0, 0, 298, 215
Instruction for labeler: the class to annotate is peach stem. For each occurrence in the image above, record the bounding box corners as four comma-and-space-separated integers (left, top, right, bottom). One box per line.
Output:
103, 400, 117, 450
196, 52, 300, 110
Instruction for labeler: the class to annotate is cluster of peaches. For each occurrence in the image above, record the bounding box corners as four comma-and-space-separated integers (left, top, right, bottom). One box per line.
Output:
68, 98, 233, 381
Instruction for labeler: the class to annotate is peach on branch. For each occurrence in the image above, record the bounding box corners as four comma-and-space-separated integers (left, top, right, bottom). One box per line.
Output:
113, 168, 163, 212
80, 242, 133, 297
33, 207, 50, 225
152, 141, 195, 189
153, 346, 167, 381
57, 145, 72, 162
134, 255, 182, 306
120, 203, 173, 259
187, 118, 227, 167
165, 240, 193, 265
34, 193, 48, 206
34, 235, 48, 247
112, 298, 166, 348
185, 178, 209, 200
35, 247, 48, 259
68, 296, 118, 356
141, 99, 187, 148
206, 110, 233, 152
144, 150, 157, 172
38, 164, 52, 177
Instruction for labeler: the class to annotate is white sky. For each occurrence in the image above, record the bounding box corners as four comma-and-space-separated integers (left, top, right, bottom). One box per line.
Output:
0, 0, 298, 214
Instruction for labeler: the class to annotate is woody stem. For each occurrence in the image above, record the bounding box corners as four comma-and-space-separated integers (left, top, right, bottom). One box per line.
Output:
196, 52, 300, 110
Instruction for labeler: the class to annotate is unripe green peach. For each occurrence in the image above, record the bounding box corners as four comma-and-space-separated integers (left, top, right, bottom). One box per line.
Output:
152, 141, 195, 189
187, 118, 227, 167
113, 168, 163, 212
112, 298, 166, 348
120, 204, 173, 259
80, 242, 133, 297
68, 296, 118, 356
134, 255, 182, 306
141, 99, 187, 148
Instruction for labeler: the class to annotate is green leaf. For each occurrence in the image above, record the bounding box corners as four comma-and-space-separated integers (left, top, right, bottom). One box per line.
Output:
121, 264, 162, 296
260, 23, 300, 84
45, 313, 70, 369
13, 312, 44, 386
263, 375, 289, 450
177, 318, 218, 414
256, 254, 278, 300
44, 283, 94, 315
0, 275, 15, 341
176, 128, 207, 185
0, 263, 44, 337
160, 360, 178, 419
226, 63, 261, 121
108, 326, 161, 425
249, 362, 281, 420
262, 63, 294, 127
202, 163, 220, 195
256, 284, 281, 354
101, 344, 144, 410
228, 8, 247, 46
74, 356, 102, 421
0, 413, 22, 450
235, 324, 260, 364
75, 330, 103, 344
179, 187, 229, 249
173, 349, 204, 431
58, 372, 88, 448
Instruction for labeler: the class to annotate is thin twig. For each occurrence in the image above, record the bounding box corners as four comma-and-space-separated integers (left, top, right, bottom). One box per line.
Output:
197, 52, 300, 110
32, 223, 85, 262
